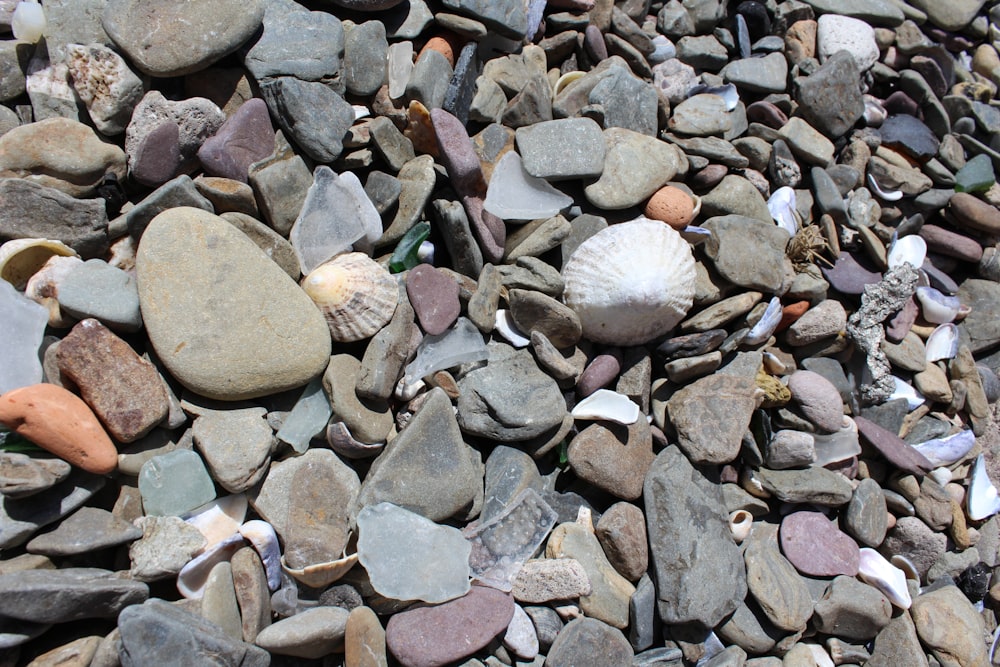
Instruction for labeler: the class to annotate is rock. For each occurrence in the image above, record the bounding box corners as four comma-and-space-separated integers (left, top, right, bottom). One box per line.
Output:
25, 506, 140, 557
66, 43, 144, 136
785, 300, 847, 346
644, 445, 746, 628
854, 416, 934, 476
816, 16, 878, 70
907, 0, 986, 31
0, 452, 71, 499
260, 76, 355, 163
102, 0, 265, 77
323, 355, 393, 445
344, 22, 388, 97
357, 387, 483, 523
0, 383, 117, 475
57, 259, 142, 333
126, 91, 226, 176
197, 98, 275, 183
406, 264, 461, 335
345, 606, 387, 667
813, 576, 892, 641
843, 478, 889, 548
787, 370, 844, 433
0, 470, 105, 550
669, 94, 733, 136
192, 407, 272, 494
545, 617, 634, 667
880, 114, 940, 163
457, 345, 566, 442
511, 558, 592, 603
255, 606, 350, 659
744, 536, 813, 632
56, 319, 168, 443
595, 502, 648, 582
385, 586, 515, 667
958, 279, 1000, 354
128, 515, 206, 582
667, 374, 760, 464
0, 567, 148, 623
231, 547, 271, 643
568, 420, 655, 501
0, 280, 48, 394
702, 215, 788, 292
780, 511, 860, 577
136, 207, 331, 401
583, 128, 685, 210
0, 180, 109, 260
755, 466, 854, 506
720, 52, 788, 93
244, 5, 343, 83
515, 118, 605, 180
911, 585, 990, 667
883, 516, 948, 579
138, 448, 217, 517
701, 176, 772, 223
118, 598, 269, 666
0, 117, 126, 197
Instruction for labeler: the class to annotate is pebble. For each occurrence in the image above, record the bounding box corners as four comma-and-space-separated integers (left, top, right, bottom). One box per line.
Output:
545, 617, 634, 667
786, 370, 845, 433
511, 558, 592, 603
666, 374, 760, 464
128, 515, 206, 582
744, 536, 813, 632
515, 118, 605, 180
911, 584, 991, 667
594, 502, 648, 582
255, 606, 350, 659
0, 567, 148, 624
567, 420, 654, 500
583, 127, 685, 209
0, 452, 71, 499
197, 99, 275, 183
779, 511, 860, 577
812, 576, 892, 640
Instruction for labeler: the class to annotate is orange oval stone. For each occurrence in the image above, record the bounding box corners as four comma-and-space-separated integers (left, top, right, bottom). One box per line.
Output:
776, 300, 810, 332
418, 35, 457, 67
0, 383, 117, 474
644, 186, 696, 230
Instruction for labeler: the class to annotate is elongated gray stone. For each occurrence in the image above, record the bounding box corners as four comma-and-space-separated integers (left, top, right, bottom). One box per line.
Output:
0, 567, 148, 623
644, 445, 746, 628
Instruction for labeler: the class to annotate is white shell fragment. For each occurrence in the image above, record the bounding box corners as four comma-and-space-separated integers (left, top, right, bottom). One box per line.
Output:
968, 454, 1000, 521
858, 547, 911, 609
484, 151, 573, 221
767, 187, 798, 236
929, 467, 953, 487
925, 323, 959, 362
176, 532, 244, 599
911, 430, 975, 468
744, 296, 782, 346
889, 376, 924, 410
571, 389, 640, 425
239, 520, 283, 591
887, 234, 926, 270
12, 1, 45, 43
728, 509, 753, 543
183, 494, 247, 549
867, 172, 903, 201
562, 218, 696, 346
915, 286, 960, 324
0, 237, 78, 290
494, 309, 531, 348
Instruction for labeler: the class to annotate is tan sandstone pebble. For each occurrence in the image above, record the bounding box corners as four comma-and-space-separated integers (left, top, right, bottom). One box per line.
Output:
0, 383, 118, 474
511, 558, 592, 604
643, 186, 698, 230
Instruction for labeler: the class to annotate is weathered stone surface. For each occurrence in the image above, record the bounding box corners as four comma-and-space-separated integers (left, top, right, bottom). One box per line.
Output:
0, 568, 148, 623
666, 374, 761, 464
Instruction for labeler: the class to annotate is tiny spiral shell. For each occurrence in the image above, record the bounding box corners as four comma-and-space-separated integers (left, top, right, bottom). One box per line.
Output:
301, 252, 397, 343
562, 218, 696, 346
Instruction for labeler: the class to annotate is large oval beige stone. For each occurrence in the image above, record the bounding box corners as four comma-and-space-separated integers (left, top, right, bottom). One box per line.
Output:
0, 118, 126, 197
136, 207, 331, 400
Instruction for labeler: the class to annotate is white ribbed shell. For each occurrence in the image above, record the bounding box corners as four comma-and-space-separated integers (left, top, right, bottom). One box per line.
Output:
301, 253, 397, 343
562, 218, 696, 345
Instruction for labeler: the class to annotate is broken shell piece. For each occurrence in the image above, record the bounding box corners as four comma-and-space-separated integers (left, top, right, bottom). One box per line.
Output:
929, 467, 953, 487
744, 296, 782, 346
728, 510, 753, 543
767, 187, 798, 236
562, 218, 696, 346
184, 494, 247, 549
887, 234, 926, 270
867, 172, 903, 201
239, 519, 283, 591
925, 323, 958, 362
301, 252, 398, 343
858, 547, 911, 609
23, 255, 84, 327
689, 83, 739, 110
281, 549, 359, 589
889, 376, 924, 410
889, 554, 919, 582
571, 389, 640, 425
0, 238, 78, 290
176, 532, 244, 599
495, 309, 531, 348
553, 70, 585, 96
326, 421, 385, 459
968, 454, 1000, 521
915, 286, 960, 324
911, 429, 975, 468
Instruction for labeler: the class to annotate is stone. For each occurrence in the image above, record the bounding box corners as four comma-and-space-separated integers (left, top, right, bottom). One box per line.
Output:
907, 0, 986, 31
102, 0, 265, 77
118, 598, 269, 666
669, 94, 732, 136
231, 546, 271, 643
345, 605, 387, 667
357, 387, 483, 523
136, 207, 331, 400
0, 469, 105, 550
720, 52, 788, 93
192, 407, 272, 494
855, 416, 934, 476
516, 118, 605, 181
644, 445, 746, 628
0, 452, 71, 499
66, 43, 144, 136
126, 91, 225, 175
197, 98, 275, 183
260, 76, 355, 163
200, 561, 241, 641
867, 611, 926, 667
744, 537, 813, 632
244, 5, 343, 83
0, 117, 126, 197
406, 264, 461, 335
457, 345, 566, 443
785, 300, 847, 346
595, 502, 648, 582
508, 288, 580, 348
812, 576, 892, 640
386, 586, 515, 667
511, 558, 592, 603
880, 114, 940, 163
0, 180, 109, 260
344, 21, 388, 97
128, 515, 206, 582
816, 16, 878, 71
568, 420, 655, 501
702, 215, 788, 292
786, 370, 844, 433
255, 606, 350, 659
0, 281, 49, 395
57, 259, 142, 333
26, 505, 140, 557
755, 466, 853, 506
667, 373, 761, 464
883, 516, 947, 579
138, 448, 217, 517
958, 280, 1000, 354
0, 567, 148, 624
779, 117, 836, 165
843, 478, 889, 548
124, 174, 215, 238
56, 318, 168, 443
780, 511, 860, 577
545, 617, 634, 667
324, 355, 393, 445
584, 128, 685, 210
0, 383, 118, 475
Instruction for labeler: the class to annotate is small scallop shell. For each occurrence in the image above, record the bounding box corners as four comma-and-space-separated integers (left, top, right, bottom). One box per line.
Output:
301, 252, 398, 343
562, 218, 696, 346
0, 238, 78, 290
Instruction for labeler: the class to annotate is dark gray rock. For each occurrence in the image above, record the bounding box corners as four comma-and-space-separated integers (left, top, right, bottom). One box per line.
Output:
644, 445, 747, 628
260, 77, 355, 163
702, 215, 789, 292
441, 0, 527, 39
25, 506, 141, 557
344, 21, 388, 97
244, 5, 344, 83
0, 470, 105, 549
545, 617, 634, 667
516, 118, 606, 181
125, 174, 214, 238
0, 179, 108, 258
405, 49, 453, 111
0, 567, 148, 623
589, 65, 659, 136
793, 50, 864, 139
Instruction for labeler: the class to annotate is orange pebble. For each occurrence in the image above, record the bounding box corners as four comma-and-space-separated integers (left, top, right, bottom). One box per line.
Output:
418, 34, 460, 68
776, 301, 810, 332
0, 383, 117, 474
644, 186, 697, 230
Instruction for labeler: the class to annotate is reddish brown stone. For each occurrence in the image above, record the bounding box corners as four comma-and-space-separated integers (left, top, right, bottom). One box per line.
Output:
577, 353, 622, 397
55, 319, 168, 443
780, 510, 860, 577
918, 224, 984, 263
405, 264, 460, 336
595, 501, 648, 582
855, 416, 933, 476
567, 419, 655, 501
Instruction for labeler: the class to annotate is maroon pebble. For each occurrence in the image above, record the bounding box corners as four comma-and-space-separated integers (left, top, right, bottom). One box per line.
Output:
405, 263, 461, 336
746, 101, 788, 129
131, 121, 181, 187
584, 25, 608, 62
854, 416, 934, 476
918, 224, 984, 263
780, 510, 860, 577
883, 91, 920, 117
576, 352, 622, 397
691, 164, 728, 190
431, 108, 487, 198
197, 98, 276, 183
386, 586, 515, 667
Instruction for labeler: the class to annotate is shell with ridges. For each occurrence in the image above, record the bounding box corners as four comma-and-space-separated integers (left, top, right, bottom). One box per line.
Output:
0, 238, 78, 290
562, 218, 696, 346
301, 252, 398, 343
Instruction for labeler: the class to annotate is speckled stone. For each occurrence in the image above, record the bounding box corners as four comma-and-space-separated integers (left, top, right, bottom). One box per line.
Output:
780, 511, 860, 577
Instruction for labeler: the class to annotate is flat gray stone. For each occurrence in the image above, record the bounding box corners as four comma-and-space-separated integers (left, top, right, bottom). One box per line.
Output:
702, 215, 788, 292
0, 470, 105, 549
25, 506, 141, 557
515, 118, 606, 181
57, 258, 142, 333
192, 407, 272, 494
260, 76, 355, 163
0, 567, 148, 624
584, 128, 685, 210
0, 179, 109, 259
244, 5, 344, 83
255, 606, 350, 659
721, 52, 788, 93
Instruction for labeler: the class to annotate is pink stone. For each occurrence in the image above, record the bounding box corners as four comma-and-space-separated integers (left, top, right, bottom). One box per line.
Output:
780, 510, 860, 577
405, 264, 460, 336
197, 98, 275, 183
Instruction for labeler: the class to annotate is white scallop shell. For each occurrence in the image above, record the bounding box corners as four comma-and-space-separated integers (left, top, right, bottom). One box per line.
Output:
562, 218, 696, 346
301, 252, 398, 343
